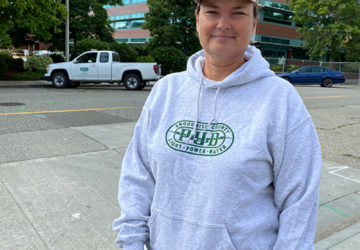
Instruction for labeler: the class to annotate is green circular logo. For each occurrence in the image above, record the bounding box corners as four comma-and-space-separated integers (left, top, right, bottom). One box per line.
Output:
166, 120, 234, 156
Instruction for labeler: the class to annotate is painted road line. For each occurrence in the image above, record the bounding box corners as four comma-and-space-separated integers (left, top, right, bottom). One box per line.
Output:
0, 107, 137, 116
303, 96, 347, 100
327, 165, 360, 184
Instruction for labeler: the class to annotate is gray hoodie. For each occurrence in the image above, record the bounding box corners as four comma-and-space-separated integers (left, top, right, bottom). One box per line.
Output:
112, 46, 322, 250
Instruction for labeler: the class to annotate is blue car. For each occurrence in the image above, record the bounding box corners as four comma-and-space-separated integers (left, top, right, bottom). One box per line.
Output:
277, 66, 346, 87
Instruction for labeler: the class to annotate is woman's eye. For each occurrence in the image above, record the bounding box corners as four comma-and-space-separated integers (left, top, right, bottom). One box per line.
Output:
206, 11, 218, 15
234, 12, 245, 15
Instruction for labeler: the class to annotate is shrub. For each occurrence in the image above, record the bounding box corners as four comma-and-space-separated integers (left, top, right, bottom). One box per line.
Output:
71, 38, 110, 59
26, 55, 53, 73
136, 55, 155, 62
270, 65, 283, 72
0, 52, 11, 76
150, 46, 187, 75
49, 53, 65, 63
11, 71, 44, 81
285, 65, 300, 72
110, 42, 138, 62
9, 58, 24, 71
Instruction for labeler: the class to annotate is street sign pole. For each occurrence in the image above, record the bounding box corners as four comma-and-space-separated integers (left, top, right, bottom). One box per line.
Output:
65, 0, 70, 62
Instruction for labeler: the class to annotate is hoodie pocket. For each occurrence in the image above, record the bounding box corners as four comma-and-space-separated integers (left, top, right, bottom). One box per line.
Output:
147, 209, 236, 250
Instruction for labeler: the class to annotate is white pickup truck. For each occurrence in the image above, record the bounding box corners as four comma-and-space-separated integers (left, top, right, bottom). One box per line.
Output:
44, 50, 161, 90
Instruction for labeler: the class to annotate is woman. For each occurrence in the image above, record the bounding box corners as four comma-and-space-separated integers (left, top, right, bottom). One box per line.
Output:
113, 0, 322, 249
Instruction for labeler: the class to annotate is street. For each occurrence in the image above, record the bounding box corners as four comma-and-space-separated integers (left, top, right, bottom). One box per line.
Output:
0, 81, 360, 249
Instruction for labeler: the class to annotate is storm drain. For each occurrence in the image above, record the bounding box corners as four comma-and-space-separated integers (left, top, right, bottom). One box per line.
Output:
0, 102, 26, 106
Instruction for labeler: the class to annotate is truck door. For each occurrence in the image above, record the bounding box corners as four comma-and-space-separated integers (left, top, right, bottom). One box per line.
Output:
70, 52, 98, 80
98, 52, 112, 81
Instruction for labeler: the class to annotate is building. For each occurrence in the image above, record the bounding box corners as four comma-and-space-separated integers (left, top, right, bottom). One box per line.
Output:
105, 0, 151, 44
254, 0, 306, 60
106, 0, 305, 59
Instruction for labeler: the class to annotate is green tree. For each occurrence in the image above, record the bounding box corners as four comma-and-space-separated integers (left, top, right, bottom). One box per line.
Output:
110, 42, 138, 62
51, 0, 122, 51
70, 38, 110, 59
150, 46, 187, 75
290, 0, 360, 61
0, 0, 67, 47
144, 0, 201, 57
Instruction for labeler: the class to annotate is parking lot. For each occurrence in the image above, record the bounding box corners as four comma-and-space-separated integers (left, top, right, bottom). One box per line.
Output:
0, 81, 359, 249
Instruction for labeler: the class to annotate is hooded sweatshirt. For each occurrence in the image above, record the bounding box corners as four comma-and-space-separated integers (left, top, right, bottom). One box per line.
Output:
112, 46, 322, 250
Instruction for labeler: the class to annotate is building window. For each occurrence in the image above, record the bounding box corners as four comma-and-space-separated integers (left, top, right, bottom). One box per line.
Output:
263, 9, 293, 25
261, 36, 290, 45
263, 1, 290, 11
130, 38, 147, 43
116, 38, 130, 43
132, 0, 147, 4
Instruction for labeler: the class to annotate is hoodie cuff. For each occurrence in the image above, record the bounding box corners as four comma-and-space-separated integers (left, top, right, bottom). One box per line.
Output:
122, 242, 144, 250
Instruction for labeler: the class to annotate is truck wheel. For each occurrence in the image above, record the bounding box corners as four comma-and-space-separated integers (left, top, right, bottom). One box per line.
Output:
124, 73, 141, 90
52, 72, 68, 88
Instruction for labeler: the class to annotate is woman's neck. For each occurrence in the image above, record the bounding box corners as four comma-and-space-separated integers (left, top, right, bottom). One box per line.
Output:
203, 54, 246, 82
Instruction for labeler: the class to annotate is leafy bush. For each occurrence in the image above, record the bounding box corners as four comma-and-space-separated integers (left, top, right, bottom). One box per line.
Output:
150, 46, 187, 75
0, 52, 12, 76
49, 53, 65, 63
10, 71, 44, 80
71, 38, 110, 59
136, 55, 155, 62
285, 65, 300, 72
270, 65, 283, 72
132, 44, 149, 57
25, 55, 53, 73
110, 42, 138, 62
9, 58, 24, 71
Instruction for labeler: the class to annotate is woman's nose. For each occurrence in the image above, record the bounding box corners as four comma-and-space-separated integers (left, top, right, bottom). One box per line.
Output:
216, 16, 231, 31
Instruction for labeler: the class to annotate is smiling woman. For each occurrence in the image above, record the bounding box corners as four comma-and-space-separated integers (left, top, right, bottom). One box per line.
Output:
112, 1, 322, 249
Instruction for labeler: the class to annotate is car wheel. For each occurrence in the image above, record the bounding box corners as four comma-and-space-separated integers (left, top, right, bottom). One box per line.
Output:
52, 72, 68, 88
124, 73, 141, 90
282, 77, 291, 83
322, 78, 333, 87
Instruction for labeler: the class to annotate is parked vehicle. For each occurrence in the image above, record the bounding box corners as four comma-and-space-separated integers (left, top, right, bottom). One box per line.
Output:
44, 50, 162, 90
277, 66, 345, 87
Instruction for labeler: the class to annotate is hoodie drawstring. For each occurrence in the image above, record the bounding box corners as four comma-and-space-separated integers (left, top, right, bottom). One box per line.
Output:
210, 87, 221, 125
187, 80, 222, 145
186, 78, 203, 145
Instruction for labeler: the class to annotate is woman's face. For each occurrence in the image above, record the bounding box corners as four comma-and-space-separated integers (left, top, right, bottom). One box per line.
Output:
196, 0, 257, 60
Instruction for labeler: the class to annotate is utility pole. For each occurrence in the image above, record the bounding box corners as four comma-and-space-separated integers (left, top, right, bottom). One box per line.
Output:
65, 0, 70, 61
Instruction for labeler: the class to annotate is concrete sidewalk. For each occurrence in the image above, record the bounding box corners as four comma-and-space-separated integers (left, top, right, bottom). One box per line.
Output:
1, 121, 360, 249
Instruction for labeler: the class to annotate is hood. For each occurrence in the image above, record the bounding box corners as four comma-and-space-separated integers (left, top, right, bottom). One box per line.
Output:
50, 62, 69, 69
186, 45, 274, 89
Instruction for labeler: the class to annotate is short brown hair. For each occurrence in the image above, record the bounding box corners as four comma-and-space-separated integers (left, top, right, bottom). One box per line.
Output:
195, 0, 259, 18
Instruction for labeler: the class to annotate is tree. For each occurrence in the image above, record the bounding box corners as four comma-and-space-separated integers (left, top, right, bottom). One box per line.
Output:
70, 38, 110, 59
51, 0, 122, 51
290, 0, 360, 61
110, 42, 138, 62
0, 0, 67, 47
144, 0, 201, 57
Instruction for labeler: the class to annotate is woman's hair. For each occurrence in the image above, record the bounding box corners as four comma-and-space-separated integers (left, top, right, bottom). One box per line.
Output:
195, 0, 258, 18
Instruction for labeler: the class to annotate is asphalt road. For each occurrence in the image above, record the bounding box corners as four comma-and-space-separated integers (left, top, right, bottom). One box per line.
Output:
1, 81, 359, 168
296, 84, 360, 170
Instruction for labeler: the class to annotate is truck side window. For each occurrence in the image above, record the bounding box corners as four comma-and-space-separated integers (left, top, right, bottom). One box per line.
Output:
100, 52, 109, 63
112, 53, 120, 62
76, 52, 97, 63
